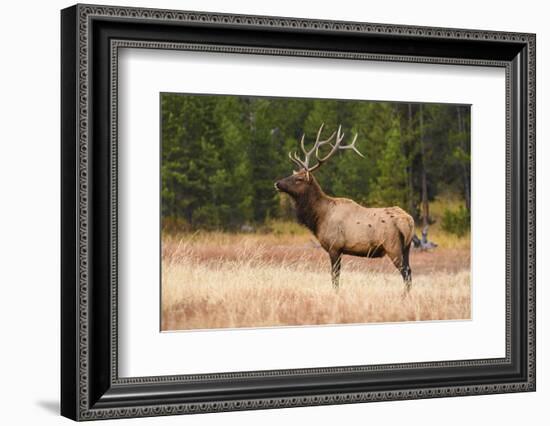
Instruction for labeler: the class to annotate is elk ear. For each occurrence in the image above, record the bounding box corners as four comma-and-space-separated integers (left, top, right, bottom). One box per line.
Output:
292, 170, 298, 175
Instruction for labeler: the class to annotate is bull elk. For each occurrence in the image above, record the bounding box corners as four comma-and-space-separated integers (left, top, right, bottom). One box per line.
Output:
274, 124, 415, 291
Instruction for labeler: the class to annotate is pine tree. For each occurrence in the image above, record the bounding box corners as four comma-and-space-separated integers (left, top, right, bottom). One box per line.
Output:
368, 115, 408, 207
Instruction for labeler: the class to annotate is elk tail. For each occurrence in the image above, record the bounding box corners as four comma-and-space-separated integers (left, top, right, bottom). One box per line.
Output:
395, 215, 415, 249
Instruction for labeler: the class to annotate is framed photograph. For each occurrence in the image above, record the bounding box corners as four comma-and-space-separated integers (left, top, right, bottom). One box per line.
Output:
61, 4, 536, 421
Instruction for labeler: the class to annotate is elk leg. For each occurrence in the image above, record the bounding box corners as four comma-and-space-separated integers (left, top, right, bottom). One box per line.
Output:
402, 243, 412, 293
390, 245, 412, 293
329, 251, 342, 290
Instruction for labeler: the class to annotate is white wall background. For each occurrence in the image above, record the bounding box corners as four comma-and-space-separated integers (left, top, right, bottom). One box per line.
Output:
0, 0, 546, 424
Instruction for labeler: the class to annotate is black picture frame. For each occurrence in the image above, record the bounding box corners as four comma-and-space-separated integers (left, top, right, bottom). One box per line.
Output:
61, 3, 536, 421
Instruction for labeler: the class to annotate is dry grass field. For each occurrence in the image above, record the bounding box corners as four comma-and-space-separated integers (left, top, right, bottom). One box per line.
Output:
161, 225, 471, 331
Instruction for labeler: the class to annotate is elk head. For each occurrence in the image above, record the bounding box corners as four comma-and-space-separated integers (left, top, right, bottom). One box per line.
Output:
274, 123, 364, 198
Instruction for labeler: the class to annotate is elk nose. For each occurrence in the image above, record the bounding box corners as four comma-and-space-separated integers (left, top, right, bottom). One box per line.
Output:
274, 182, 280, 191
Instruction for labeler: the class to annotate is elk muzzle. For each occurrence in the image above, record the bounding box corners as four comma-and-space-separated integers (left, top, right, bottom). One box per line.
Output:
274, 179, 286, 193
274, 175, 295, 194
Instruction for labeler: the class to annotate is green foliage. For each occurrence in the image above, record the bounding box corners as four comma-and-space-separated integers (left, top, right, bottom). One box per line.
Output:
263, 219, 310, 236
368, 115, 408, 207
441, 205, 470, 237
161, 93, 471, 232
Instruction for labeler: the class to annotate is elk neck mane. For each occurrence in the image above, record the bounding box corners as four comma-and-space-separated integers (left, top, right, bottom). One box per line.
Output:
292, 177, 331, 235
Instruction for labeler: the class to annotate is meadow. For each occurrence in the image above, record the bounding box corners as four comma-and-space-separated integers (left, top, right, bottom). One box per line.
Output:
161, 219, 471, 331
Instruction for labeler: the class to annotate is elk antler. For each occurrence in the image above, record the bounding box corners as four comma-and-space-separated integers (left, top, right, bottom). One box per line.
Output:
289, 124, 364, 173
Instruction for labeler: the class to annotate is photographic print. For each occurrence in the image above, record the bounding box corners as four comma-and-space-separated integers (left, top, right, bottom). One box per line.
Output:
160, 93, 471, 331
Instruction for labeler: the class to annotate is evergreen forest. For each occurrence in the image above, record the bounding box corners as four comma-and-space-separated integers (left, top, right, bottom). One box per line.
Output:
161, 93, 471, 234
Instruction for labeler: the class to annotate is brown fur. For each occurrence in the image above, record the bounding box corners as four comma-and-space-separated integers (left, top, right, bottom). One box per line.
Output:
275, 170, 414, 290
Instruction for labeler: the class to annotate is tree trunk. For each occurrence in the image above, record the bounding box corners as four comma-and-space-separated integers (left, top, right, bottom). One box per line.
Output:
407, 104, 415, 217
419, 104, 429, 228
395, 105, 409, 211
457, 106, 471, 211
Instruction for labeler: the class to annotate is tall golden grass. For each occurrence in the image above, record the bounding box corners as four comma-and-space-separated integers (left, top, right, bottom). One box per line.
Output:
161, 231, 471, 331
